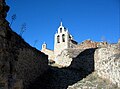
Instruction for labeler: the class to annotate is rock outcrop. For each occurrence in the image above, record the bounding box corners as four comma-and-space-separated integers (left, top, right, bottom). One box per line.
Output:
0, 0, 48, 89
56, 48, 96, 73
56, 48, 83, 67
94, 43, 120, 87
67, 72, 118, 89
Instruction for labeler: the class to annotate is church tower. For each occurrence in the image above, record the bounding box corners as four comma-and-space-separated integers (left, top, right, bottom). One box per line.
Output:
54, 22, 73, 56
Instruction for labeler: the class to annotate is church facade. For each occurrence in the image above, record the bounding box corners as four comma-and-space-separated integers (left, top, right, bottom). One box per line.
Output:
41, 22, 78, 61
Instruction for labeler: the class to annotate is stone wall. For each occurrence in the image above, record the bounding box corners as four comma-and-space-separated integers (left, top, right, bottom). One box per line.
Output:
56, 49, 72, 67
77, 40, 98, 49
56, 48, 95, 74
0, 27, 49, 89
94, 43, 120, 87
41, 48, 54, 60
69, 48, 96, 73
0, 1, 48, 89
77, 40, 108, 49
69, 40, 78, 48
55, 40, 98, 67
56, 48, 84, 67
56, 41, 120, 88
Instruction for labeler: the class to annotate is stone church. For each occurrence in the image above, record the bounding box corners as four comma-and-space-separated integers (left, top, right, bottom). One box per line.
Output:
41, 22, 78, 61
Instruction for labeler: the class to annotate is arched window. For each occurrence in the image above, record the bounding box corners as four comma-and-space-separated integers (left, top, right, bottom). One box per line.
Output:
62, 34, 65, 42
57, 35, 60, 43
42, 43, 46, 49
60, 28, 62, 33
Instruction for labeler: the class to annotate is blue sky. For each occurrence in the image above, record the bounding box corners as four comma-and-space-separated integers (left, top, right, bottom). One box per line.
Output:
6, 0, 119, 50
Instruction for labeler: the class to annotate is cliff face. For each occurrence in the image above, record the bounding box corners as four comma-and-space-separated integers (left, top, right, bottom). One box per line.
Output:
0, 0, 48, 89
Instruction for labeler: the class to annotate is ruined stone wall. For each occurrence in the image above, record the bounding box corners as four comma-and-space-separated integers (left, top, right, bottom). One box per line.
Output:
94, 43, 120, 87
56, 47, 95, 74
56, 48, 84, 67
77, 40, 98, 49
56, 40, 98, 67
77, 40, 108, 49
56, 49, 72, 67
69, 48, 96, 73
0, 27, 49, 89
0, 1, 48, 89
56, 42, 120, 88
41, 48, 55, 60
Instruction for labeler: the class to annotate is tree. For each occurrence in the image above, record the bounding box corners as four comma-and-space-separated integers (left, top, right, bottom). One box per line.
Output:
19, 23, 26, 36
10, 14, 16, 27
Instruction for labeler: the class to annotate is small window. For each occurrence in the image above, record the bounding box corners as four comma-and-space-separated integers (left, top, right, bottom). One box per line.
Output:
69, 36, 71, 39
60, 28, 62, 33
62, 34, 65, 42
57, 35, 60, 43
43, 44, 45, 48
